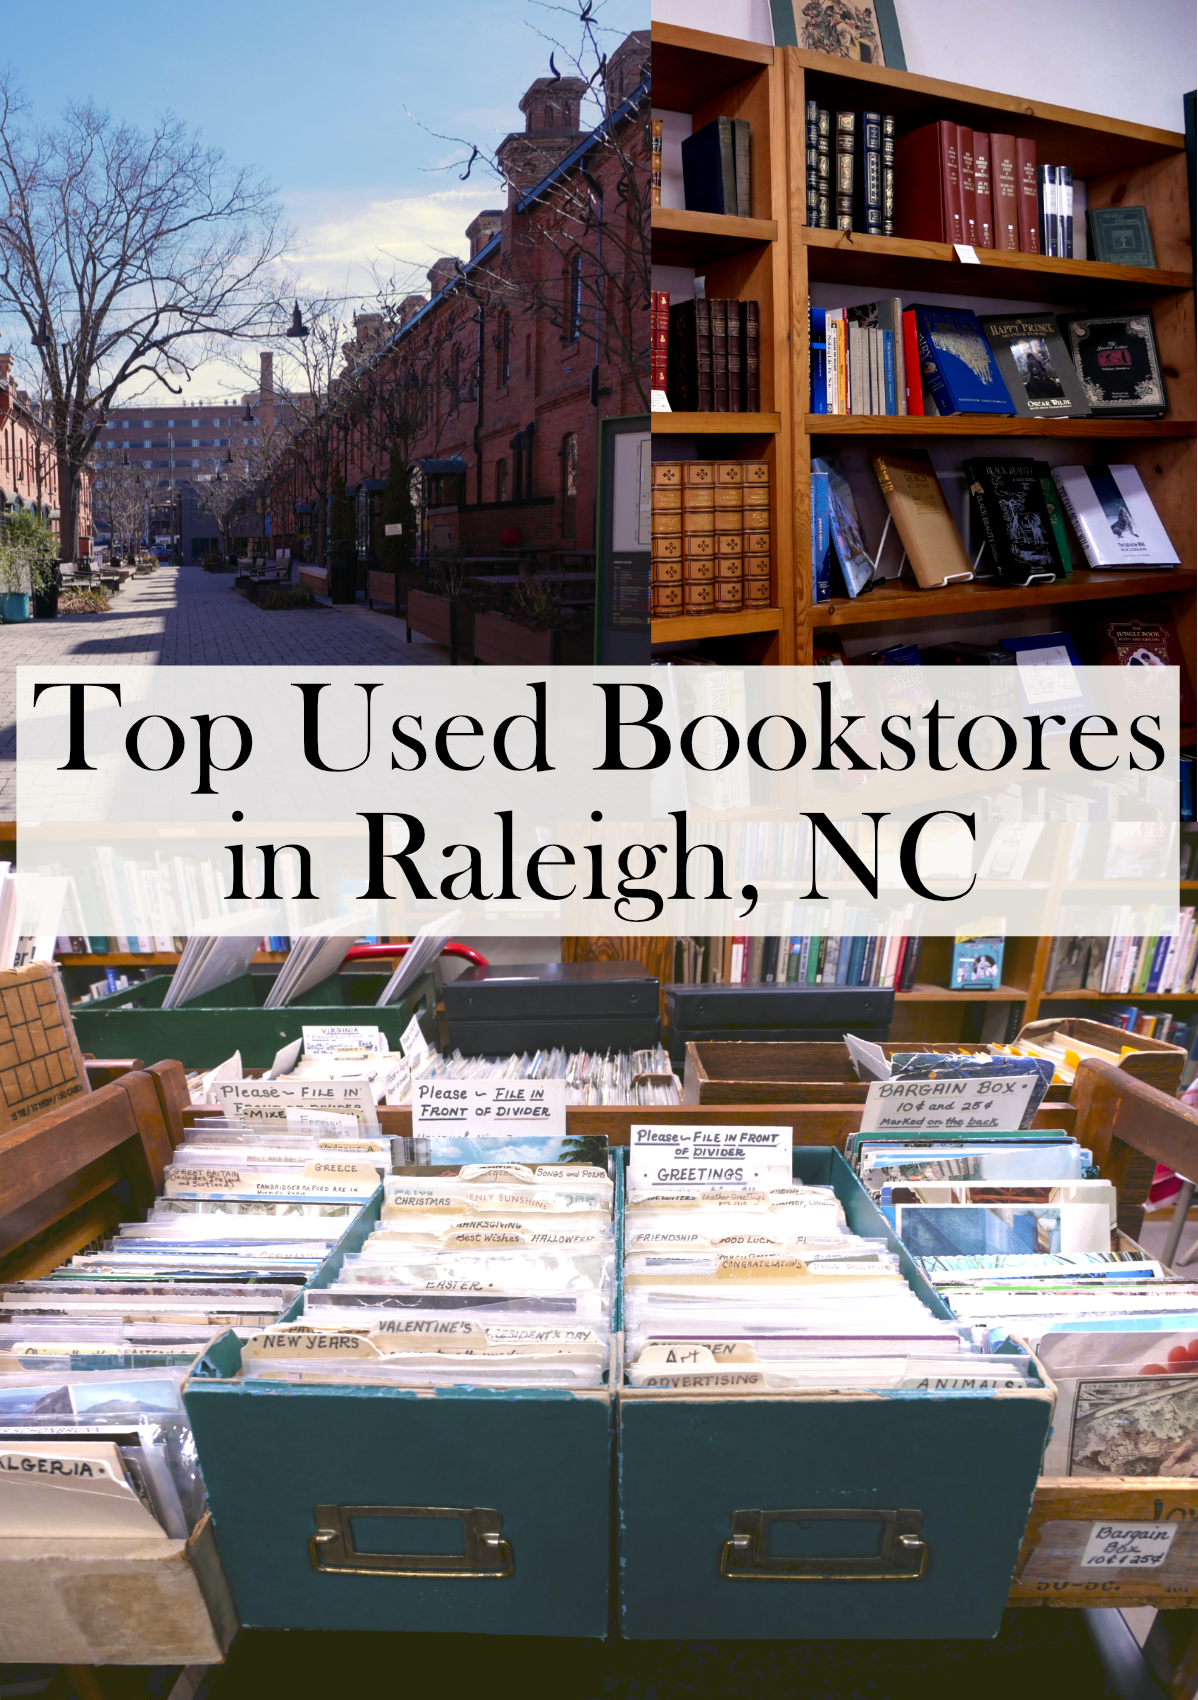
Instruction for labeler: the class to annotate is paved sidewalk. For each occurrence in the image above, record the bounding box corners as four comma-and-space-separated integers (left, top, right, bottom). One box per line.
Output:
0, 563, 450, 814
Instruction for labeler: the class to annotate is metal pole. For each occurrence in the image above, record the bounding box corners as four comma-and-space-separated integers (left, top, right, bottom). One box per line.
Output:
1162, 1179, 1195, 1269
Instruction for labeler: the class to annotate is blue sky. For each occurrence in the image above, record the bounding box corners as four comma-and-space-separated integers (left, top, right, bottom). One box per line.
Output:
1, 0, 646, 396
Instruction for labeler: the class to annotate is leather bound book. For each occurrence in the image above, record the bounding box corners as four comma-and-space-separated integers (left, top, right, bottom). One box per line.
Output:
681, 116, 735, 215
1015, 136, 1039, 253
871, 450, 976, 589
972, 131, 994, 248
958, 127, 977, 246
651, 290, 669, 391
859, 111, 883, 235
732, 118, 752, 217
990, 134, 1019, 250
666, 300, 697, 410
835, 111, 856, 231
727, 301, 744, 413
740, 300, 760, 412
710, 298, 729, 412
895, 121, 960, 242
651, 119, 662, 207
882, 114, 896, 236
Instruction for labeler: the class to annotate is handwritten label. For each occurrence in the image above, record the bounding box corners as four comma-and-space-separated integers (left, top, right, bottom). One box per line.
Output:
385, 1056, 412, 1105
953, 243, 981, 264
214, 1079, 378, 1125
413, 1078, 566, 1134
303, 1025, 384, 1055
1081, 1522, 1178, 1570
650, 389, 672, 412
629, 1125, 792, 1190
400, 1014, 430, 1062
859, 1075, 1035, 1134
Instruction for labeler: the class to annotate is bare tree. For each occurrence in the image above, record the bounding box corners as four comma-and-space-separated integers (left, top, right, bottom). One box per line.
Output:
0, 79, 287, 560
91, 438, 148, 559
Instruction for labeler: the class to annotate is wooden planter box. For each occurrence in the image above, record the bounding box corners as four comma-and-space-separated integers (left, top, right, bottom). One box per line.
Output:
407, 589, 473, 663
473, 610, 591, 665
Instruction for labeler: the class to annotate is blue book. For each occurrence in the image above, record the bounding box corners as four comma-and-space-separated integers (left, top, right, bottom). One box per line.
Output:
809, 308, 827, 413
1145, 933, 1171, 993
847, 936, 868, 985
681, 117, 735, 215
912, 304, 1016, 415
810, 466, 831, 602
881, 328, 895, 414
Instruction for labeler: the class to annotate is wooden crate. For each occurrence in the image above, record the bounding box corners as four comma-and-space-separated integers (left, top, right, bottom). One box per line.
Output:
681, 1039, 1071, 1105
1017, 1016, 1186, 1097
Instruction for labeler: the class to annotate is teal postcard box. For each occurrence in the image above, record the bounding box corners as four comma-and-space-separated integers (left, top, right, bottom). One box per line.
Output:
616, 1148, 1053, 1641
184, 1185, 616, 1638
71, 968, 436, 1071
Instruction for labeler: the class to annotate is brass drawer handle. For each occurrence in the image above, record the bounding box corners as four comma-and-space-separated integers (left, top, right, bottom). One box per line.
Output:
309, 1504, 513, 1579
721, 1508, 928, 1582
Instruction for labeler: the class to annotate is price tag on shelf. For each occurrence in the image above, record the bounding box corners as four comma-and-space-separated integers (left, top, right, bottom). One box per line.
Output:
651, 390, 672, 412
953, 244, 981, 264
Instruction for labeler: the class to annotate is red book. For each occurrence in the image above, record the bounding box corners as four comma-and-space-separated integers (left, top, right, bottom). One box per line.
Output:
651, 290, 669, 390
989, 133, 1019, 250
901, 309, 924, 414
971, 130, 994, 248
895, 120, 962, 243
958, 126, 977, 246
1015, 136, 1039, 253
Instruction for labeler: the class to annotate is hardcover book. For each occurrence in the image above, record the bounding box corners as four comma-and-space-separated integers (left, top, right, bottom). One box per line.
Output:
911, 305, 1015, 415
666, 299, 712, 412
989, 132, 1019, 251
950, 936, 1004, 990
963, 457, 1060, 583
1086, 205, 1156, 268
971, 130, 993, 247
732, 118, 752, 217
1051, 463, 1181, 568
681, 117, 736, 216
1031, 459, 1073, 575
810, 463, 832, 601
740, 300, 761, 411
978, 315, 1090, 419
871, 450, 976, 589
1059, 312, 1167, 418
1015, 136, 1039, 253
894, 120, 961, 242
1094, 614, 1196, 720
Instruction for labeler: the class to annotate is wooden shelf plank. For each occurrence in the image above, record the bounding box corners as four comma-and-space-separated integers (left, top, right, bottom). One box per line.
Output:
805, 414, 1195, 438
652, 607, 784, 645
651, 22, 773, 112
897, 983, 1030, 1003
652, 206, 778, 266
1040, 989, 1198, 1001
802, 227, 1190, 304
810, 568, 1195, 628
653, 412, 781, 435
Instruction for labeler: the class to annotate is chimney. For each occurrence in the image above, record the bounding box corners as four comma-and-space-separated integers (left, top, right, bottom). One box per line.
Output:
259, 351, 274, 395
355, 313, 384, 346
465, 210, 504, 258
496, 75, 588, 204
427, 257, 458, 296
397, 295, 425, 326
0, 353, 13, 385
604, 31, 650, 107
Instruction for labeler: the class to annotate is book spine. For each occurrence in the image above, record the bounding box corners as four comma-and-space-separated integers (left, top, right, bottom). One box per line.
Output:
825, 310, 840, 413
848, 320, 864, 415
695, 297, 713, 411
730, 936, 745, 984
881, 114, 896, 237
666, 300, 697, 411
1016, 136, 1039, 253
882, 328, 895, 415
809, 307, 827, 413
651, 118, 662, 207
805, 98, 819, 227
914, 321, 954, 416
835, 111, 856, 231
1058, 165, 1074, 258
990, 133, 1019, 250
811, 466, 830, 602
901, 309, 923, 414
972, 130, 993, 247
940, 121, 964, 243
1051, 470, 1102, 568
817, 109, 831, 228
1038, 164, 1058, 258
958, 126, 977, 245
732, 118, 751, 219
650, 290, 669, 392
861, 110, 883, 235
710, 298, 729, 412
742, 300, 760, 413
727, 300, 743, 414
718, 117, 736, 218
900, 937, 921, 991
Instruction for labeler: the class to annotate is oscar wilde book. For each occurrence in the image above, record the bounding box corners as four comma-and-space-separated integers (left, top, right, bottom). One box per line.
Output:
963, 457, 1060, 583
681, 117, 736, 215
871, 450, 976, 589
912, 304, 1015, 415
989, 132, 1019, 250
978, 315, 1091, 418
1059, 312, 1167, 418
1052, 464, 1181, 569
895, 121, 962, 242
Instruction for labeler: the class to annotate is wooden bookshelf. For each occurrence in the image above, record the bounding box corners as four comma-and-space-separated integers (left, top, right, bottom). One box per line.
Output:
785, 45, 1197, 671
651, 25, 1196, 683
650, 23, 795, 663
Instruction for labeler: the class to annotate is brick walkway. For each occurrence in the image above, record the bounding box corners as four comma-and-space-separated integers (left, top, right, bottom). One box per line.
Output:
0, 563, 450, 813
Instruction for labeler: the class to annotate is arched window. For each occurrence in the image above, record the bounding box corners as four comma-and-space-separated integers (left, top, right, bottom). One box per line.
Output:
559, 431, 577, 538
566, 254, 583, 342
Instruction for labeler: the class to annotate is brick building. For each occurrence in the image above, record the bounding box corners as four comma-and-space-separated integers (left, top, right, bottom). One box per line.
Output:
271, 30, 649, 585
94, 353, 283, 560
0, 353, 93, 552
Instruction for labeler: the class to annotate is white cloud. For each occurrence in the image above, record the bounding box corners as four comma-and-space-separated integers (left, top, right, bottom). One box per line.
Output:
279, 183, 502, 295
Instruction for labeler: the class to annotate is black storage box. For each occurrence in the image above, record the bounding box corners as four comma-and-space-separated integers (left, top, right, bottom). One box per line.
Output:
444, 960, 660, 1055
663, 983, 893, 1065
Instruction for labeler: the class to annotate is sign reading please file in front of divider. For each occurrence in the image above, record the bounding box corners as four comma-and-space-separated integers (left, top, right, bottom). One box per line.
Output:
413, 1078, 567, 1135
